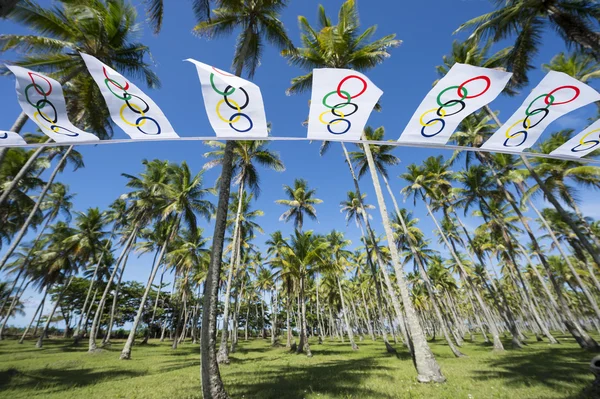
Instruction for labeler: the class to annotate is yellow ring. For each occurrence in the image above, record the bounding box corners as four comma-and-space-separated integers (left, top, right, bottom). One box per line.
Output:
216, 99, 241, 124
120, 103, 146, 127
505, 119, 528, 139
319, 110, 345, 125
580, 128, 600, 145
33, 111, 53, 131
419, 108, 446, 127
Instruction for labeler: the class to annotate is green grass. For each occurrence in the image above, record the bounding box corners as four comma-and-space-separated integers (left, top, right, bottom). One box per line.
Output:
0, 334, 597, 398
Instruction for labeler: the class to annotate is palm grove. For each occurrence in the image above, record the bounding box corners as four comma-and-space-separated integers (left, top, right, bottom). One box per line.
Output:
1, 0, 600, 397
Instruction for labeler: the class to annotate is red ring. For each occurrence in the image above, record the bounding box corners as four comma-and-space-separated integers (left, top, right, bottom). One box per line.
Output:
545, 85, 580, 105
337, 75, 368, 99
28, 72, 52, 96
103, 67, 129, 91
457, 75, 491, 99
212, 66, 235, 77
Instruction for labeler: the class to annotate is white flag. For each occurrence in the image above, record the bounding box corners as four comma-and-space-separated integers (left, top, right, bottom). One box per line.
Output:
550, 119, 600, 158
307, 69, 382, 141
398, 64, 511, 144
482, 71, 600, 153
7, 65, 99, 143
185, 59, 268, 138
81, 53, 178, 140
0, 131, 27, 146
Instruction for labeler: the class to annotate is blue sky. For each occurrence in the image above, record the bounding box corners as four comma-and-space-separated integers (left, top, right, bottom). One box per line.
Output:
1, 0, 599, 327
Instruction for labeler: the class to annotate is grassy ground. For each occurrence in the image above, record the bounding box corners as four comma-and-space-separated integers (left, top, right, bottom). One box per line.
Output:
0, 334, 597, 399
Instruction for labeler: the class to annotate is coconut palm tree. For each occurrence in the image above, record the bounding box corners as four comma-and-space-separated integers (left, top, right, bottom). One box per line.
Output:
543, 52, 600, 83
193, 1, 293, 394
276, 179, 322, 231
120, 162, 213, 359
203, 141, 282, 363
456, 0, 600, 86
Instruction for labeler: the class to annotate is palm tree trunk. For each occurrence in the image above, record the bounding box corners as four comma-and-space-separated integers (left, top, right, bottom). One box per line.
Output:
19, 286, 47, 343
420, 194, 504, 350
104, 250, 130, 345
121, 218, 177, 359
0, 277, 30, 339
286, 280, 292, 348
37, 277, 73, 348
296, 273, 312, 357
270, 286, 278, 346
0, 146, 73, 272
360, 288, 376, 341
88, 226, 137, 352
316, 275, 324, 344
361, 138, 445, 382
0, 145, 45, 211
337, 276, 358, 350
200, 138, 235, 399
0, 112, 30, 166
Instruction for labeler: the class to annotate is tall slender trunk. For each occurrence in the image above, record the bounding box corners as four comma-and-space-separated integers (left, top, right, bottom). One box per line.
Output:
104, 250, 130, 345
0, 277, 30, 339
337, 276, 358, 350
121, 217, 178, 359
37, 277, 73, 348
200, 138, 235, 399
316, 275, 324, 344
361, 288, 376, 341
270, 286, 278, 346
361, 138, 445, 382
88, 226, 137, 352
0, 146, 73, 272
0, 145, 45, 211
20, 287, 47, 343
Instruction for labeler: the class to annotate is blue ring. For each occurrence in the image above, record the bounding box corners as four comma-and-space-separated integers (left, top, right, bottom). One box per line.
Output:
326, 119, 351, 135
0, 132, 8, 139
50, 125, 80, 137
228, 113, 253, 133
503, 131, 527, 147
572, 141, 600, 152
136, 116, 161, 135
421, 118, 445, 137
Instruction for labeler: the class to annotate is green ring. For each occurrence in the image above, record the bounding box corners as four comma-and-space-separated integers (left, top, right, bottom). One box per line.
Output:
526, 94, 554, 116
105, 79, 132, 101
25, 83, 46, 109
210, 73, 236, 96
323, 90, 351, 109
436, 86, 467, 107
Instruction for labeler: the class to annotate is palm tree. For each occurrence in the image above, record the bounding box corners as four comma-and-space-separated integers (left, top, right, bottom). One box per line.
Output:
276, 179, 322, 231
543, 52, 600, 83
0, 0, 159, 206
144, 0, 212, 34
353, 127, 446, 382
120, 162, 213, 359
203, 140, 283, 363
193, 1, 293, 394
456, 0, 600, 86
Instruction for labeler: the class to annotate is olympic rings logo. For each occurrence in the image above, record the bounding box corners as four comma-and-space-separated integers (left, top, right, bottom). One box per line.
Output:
420, 76, 490, 138
319, 75, 367, 135
504, 85, 580, 147
24, 72, 79, 137
571, 128, 600, 153
210, 67, 253, 133
104, 67, 161, 135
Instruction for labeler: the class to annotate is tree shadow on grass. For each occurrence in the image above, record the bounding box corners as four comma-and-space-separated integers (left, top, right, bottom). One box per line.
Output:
472, 345, 594, 394
225, 356, 396, 399
0, 366, 145, 394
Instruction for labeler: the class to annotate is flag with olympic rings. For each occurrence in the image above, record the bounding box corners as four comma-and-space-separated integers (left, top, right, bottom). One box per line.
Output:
307, 69, 382, 141
482, 71, 600, 153
550, 119, 600, 158
80, 53, 179, 140
397, 63, 511, 145
185, 59, 268, 138
7, 65, 99, 143
0, 130, 27, 146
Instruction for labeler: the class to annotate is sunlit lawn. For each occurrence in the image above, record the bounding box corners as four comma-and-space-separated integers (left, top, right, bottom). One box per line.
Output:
0, 334, 596, 398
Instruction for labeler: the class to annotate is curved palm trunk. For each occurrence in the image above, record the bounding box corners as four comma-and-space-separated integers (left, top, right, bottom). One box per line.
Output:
121, 218, 177, 359
0, 145, 45, 211
19, 286, 47, 343
420, 193, 504, 351
361, 139, 445, 382
37, 277, 73, 348
341, 142, 406, 350
104, 251, 130, 345
200, 139, 235, 399
217, 179, 245, 363
0, 146, 73, 272
337, 276, 358, 350
88, 226, 137, 352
